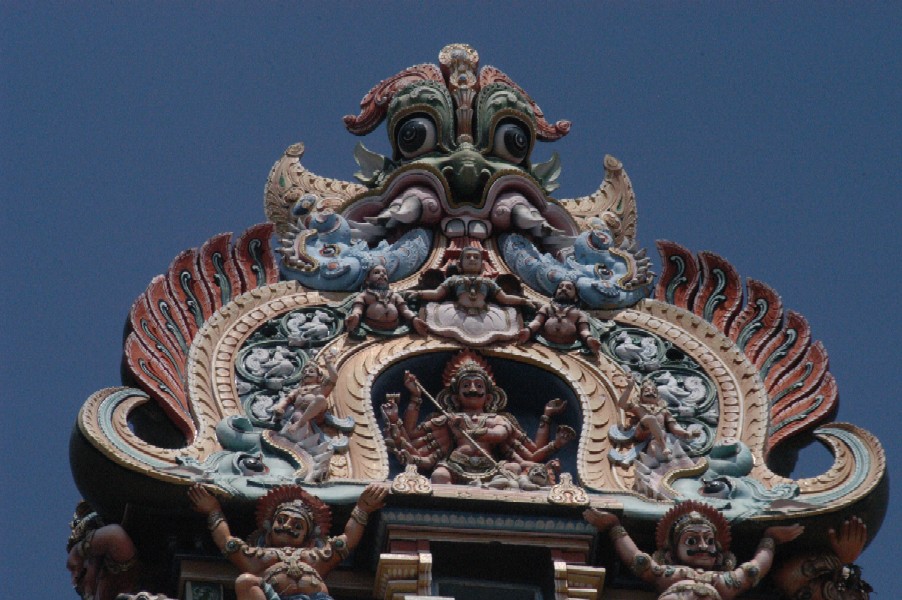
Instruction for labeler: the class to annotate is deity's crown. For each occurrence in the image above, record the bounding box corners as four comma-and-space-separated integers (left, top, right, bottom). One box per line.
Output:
443, 349, 495, 388
437, 350, 508, 413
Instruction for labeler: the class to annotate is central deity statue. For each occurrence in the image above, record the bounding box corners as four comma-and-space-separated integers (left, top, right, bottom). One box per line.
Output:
381, 351, 574, 488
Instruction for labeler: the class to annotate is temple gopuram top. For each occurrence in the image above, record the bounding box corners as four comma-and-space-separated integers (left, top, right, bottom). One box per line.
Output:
67, 44, 885, 600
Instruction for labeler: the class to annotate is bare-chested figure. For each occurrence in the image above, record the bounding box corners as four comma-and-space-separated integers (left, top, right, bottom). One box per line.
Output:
381, 351, 574, 486
584, 502, 803, 600
519, 280, 600, 352
345, 265, 416, 333
271, 349, 339, 432
616, 378, 699, 460
189, 483, 386, 600
410, 246, 534, 345
66, 503, 139, 600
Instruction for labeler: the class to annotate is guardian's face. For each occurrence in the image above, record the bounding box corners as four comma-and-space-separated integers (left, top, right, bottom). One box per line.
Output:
674, 524, 719, 569
267, 507, 310, 548
66, 547, 95, 599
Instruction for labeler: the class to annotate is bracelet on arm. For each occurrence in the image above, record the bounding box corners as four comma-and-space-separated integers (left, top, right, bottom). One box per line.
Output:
609, 525, 628, 540
207, 511, 226, 532
350, 506, 369, 526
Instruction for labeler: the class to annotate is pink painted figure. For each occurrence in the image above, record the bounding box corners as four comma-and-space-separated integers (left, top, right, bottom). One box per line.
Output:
410, 246, 534, 344
345, 265, 416, 332
188, 483, 387, 600
66, 503, 139, 600
381, 350, 574, 487
271, 349, 339, 432
773, 516, 872, 600
584, 502, 803, 600
518, 279, 601, 352
617, 378, 700, 461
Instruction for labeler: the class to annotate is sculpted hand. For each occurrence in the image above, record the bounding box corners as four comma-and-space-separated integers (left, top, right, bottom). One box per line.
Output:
517, 327, 532, 344
584, 508, 620, 532
763, 524, 804, 544
554, 425, 577, 448
544, 397, 567, 417
450, 414, 468, 430
828, 516, 867, 564
403, 371, 421, 395
357, 483, 388, 513
188, 484, 222, 515
381, 396, 400, 423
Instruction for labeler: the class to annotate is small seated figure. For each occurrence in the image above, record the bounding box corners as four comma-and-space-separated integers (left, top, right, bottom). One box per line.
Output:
345, 265, 416, 334
381, 351, 574, 486
518, 280, 600, 352
189, 484, 387, 600
66, 502, 139, 600
271, 350, 339, 433
410, 246, 534, 345
584, 501, 803, 600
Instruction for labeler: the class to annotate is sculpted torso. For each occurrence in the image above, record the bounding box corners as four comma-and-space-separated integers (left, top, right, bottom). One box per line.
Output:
360, 290, 402, 328
539, 304, 581, 344
259, 547, 328, 596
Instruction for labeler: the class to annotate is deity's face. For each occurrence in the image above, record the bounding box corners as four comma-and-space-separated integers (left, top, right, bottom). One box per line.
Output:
459, 249, 483, 274
640, 381, 660, 405
673, 523, 720, 569
457, 374, 489, 411
301, 365, 323, 385
554, 280, 577, 302
267, 506, 310, 548
367, 265, 389, 288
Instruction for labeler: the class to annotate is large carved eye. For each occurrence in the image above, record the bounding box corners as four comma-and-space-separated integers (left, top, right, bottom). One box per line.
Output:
396, 116, 437, 158
493, 120, 530, 163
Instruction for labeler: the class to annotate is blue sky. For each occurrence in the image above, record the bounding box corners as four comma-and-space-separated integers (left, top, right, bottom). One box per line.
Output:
2, 3, 900, 598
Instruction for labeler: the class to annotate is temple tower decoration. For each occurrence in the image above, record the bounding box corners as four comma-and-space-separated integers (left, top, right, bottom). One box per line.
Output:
68, 44, 884, 600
